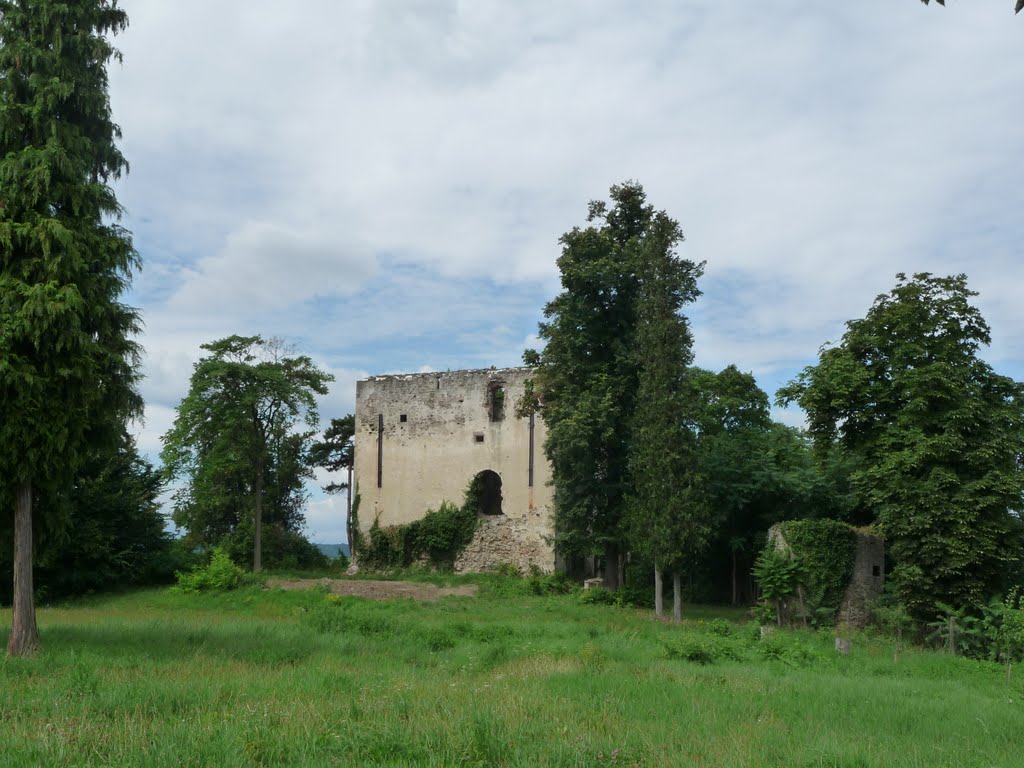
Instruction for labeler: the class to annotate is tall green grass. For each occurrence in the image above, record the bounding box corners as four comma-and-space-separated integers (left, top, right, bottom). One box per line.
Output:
1, 581, 1020, 767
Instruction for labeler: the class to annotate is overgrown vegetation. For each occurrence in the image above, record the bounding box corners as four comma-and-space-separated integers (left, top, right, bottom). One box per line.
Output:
778, 273, 1024, 619
778, 519, 857, 615
356, 476, 482, 569
752, 520, 857, 627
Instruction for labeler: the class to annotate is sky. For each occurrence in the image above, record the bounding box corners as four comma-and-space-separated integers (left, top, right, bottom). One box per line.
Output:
105, 1, 1024, 544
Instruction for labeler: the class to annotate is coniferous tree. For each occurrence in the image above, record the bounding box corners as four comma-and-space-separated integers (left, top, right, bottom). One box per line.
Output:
624, 209, 709, 620
0, 1, 141, 656
309, 415, 355, 544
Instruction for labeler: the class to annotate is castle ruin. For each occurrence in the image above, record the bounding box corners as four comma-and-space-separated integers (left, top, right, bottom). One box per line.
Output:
353, 368, 556, 573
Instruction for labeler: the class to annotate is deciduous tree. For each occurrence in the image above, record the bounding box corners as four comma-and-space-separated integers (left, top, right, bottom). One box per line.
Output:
920, 0, 1023, 15
778, 273, 1024, 617
525, 183, 656, 588
0, 0, 141, 656
161, 336, 332, 571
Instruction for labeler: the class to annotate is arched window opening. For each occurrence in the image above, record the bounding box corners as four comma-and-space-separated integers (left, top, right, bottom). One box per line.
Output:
475, 470, 503, 515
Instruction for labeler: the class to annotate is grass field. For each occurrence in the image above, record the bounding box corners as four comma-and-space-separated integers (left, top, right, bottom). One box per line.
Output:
1, 575, 1021, 767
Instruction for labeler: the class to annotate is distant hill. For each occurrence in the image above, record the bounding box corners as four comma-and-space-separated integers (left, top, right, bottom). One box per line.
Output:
315, 543, 350, 559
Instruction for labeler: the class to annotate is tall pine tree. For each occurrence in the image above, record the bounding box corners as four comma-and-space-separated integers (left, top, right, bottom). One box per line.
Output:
0, 1, 141, 656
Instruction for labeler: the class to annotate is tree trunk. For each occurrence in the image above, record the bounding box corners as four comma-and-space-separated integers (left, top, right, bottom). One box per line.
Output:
8, 480, 39, 657
654, 566, 664, 618
253, 463, 264, 573
603, 542, 620, 591
345, 464, 353, 554
672, 572, 682, 623
731, 549, 738, 606
617, 551, 625, 590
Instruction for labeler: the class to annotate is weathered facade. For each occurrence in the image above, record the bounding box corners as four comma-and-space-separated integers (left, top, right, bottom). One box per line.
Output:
354, 368, 555, 573
836, 531, 885, 629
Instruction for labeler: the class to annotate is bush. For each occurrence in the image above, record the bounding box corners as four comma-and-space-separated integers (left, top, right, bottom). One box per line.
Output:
663, 634, 743, 664
220, 526, 329, 571
757, 631, 822, 667
753, 547, 803, 626
174, 547, 250, 593
580, 586, 616, 605
706, 618, 734, 637
528, 567, 576, 596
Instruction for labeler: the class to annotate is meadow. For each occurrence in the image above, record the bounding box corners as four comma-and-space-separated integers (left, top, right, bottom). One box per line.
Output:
0, 575, 1020, 768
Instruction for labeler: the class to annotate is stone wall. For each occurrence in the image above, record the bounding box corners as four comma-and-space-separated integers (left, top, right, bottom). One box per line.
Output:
837, 531, 885, 629
454, 514, 551, 574
354, 368, 555, 572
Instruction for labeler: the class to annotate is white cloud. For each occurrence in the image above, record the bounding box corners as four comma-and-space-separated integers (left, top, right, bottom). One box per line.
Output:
105, 0, 1024, 541
168, 221, 376, 317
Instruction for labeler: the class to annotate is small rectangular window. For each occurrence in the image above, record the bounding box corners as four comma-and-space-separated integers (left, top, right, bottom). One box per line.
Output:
400, 414, 408, 423
474, 432, 484, 443
872, 565, 881, 577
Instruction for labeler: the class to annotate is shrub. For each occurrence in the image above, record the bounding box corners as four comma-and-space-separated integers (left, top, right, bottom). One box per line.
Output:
753, 548, 803, 626
706, 618, 734, 637
580, 586, 616, 605
663, 634, 743, 664
174, 547, 249, 593
220, 526, 329, 571
757, 632, 822, 667
528, 567, 576, 596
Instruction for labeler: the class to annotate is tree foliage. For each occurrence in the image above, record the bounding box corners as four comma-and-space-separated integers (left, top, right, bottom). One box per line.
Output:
685, 366, 856, 604
0, 0, 141, 655
161, 336, 333, 571
525, 182, 664, 583
920, 0, 1023, 15
0, 433, 171, 602
623, 202, 709, 613
309, 415, 355, 495
778, 273, 1024, 617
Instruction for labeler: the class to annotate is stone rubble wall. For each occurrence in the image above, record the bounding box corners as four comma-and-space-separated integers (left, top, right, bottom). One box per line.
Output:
454, 514, 553, 574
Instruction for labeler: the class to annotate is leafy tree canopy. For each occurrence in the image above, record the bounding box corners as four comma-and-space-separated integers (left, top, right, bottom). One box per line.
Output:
161, 335, 333, 570
778, 273, 1024, 617
526, 182, 670, 583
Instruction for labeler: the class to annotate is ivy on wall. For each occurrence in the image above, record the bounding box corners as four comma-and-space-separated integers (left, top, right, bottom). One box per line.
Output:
356, 476, 483, 570
776, 519, 858, 614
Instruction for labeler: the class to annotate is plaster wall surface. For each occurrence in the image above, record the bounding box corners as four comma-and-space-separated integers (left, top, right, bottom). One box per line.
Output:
354, 368, 554, 572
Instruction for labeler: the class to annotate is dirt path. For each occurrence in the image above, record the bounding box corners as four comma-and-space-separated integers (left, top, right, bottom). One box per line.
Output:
264, 577, 478, 601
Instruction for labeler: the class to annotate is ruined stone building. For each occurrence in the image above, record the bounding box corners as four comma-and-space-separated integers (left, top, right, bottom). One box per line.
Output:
353, 368, 556, 573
